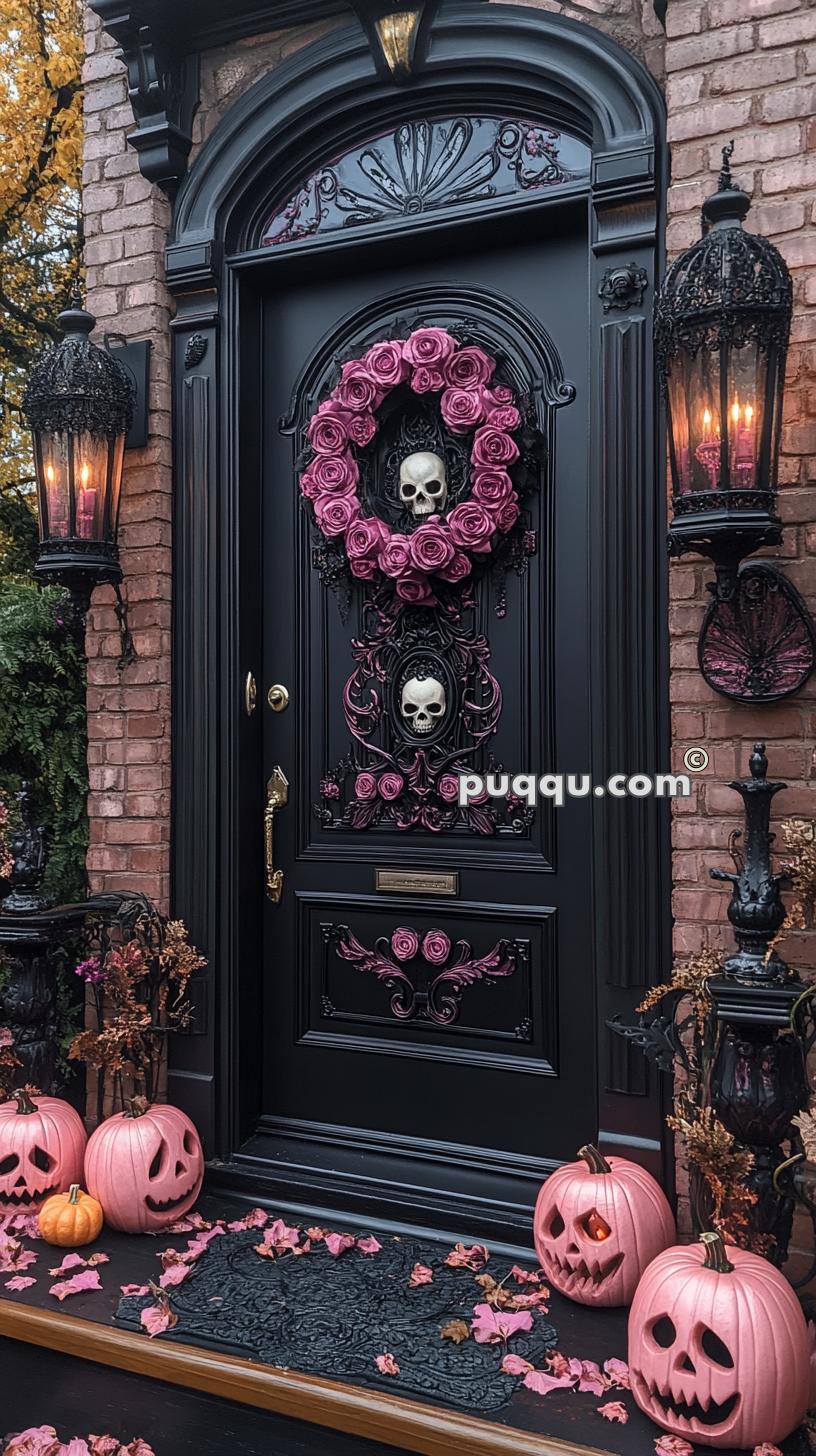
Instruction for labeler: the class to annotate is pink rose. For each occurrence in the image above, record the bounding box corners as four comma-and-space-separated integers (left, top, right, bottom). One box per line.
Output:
363, 340, 407, 389
438, 774, 460, 802
302, 452, 358, 495
379, 772, 404, 801
422, 929, 450, 965
444, 346, 495, 389
485, 403, 521, 432
471, 468, 514, 507
379, 534, 413, 578
403, 327, 456, 368
347, 412, 377, 446
447, 501, 495, 553
436, 551, 472, 583
396, 573, 436, 604
472, 426, 519, 467
391, 927, 419, 961
336, 361, 381, 413
346, 515, 389, 563
314, 493, 359, 537
496, 499, 520, 532
411, 366, 445, 394
350, 555, 378, 579
486, 384, 513, 406
440, 388, 484, 435
355, 772, 378, 801
307, 404, 350, 454
408, 520, 454, 574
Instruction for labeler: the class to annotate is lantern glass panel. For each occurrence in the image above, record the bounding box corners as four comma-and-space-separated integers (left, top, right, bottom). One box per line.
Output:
726, 340, 767, 492
669, 346, 722, 495
34, 430, 118, 543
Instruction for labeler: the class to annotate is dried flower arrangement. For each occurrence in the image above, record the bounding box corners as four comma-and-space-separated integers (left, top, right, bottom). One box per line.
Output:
779, 817, 816, 930
67, 894, 206, 1122
615, 949, 762, 1249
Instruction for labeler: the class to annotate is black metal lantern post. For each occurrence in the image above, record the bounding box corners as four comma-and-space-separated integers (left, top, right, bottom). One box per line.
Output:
655, 144, 814, 702
22, 300, 135, 623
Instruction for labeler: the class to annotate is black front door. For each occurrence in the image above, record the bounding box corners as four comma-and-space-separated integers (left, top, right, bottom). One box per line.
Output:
248, 121, 605, 1221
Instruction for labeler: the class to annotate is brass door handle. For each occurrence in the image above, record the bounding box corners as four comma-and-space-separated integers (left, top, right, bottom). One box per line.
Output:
264, 766, 289, 902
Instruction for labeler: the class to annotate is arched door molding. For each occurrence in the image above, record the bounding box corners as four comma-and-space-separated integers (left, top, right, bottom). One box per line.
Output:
166, 2, 671, 1226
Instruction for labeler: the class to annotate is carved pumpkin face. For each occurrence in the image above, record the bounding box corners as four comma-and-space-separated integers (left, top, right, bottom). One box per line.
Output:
629, 1234, 812, 1448
0, 1089, 87, 1212
533, 1144, 675, 1307
84, 1101, 204, 1234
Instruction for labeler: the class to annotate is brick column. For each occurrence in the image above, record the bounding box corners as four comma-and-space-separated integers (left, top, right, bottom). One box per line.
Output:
82, 9, 173, 911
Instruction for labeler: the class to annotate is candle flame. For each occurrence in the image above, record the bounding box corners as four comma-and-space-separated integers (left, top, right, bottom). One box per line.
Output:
586, 1211, 611, 1242
79, 462, 90, 487
745, 404, 754, 425
45, 464, 55, 485
731, 399, 740, 426
703, 409, 712, 427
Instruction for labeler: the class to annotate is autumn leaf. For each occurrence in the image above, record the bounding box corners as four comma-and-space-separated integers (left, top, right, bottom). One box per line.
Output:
604, 1357, 630, 1389
356, 1235, 382, 1255
470, 1302, 533, 1344
159, 1261, 191, 1290
508, 1264, 543, 1285
49, 1252, 87, 1277
440, 1318, 471, 1344
49, 1268, 102, 1301
793, 1109, 816, 1163
408, 1262, 434, 1287
501, 1354, 534, 1376
655, 1438, 694, 1456
120, 1283, 150, 1296
575, 1359, 606, 1396
444, 1241, 489, 1270
598, 1401, 629, 1424
523, 1368, 577, 1396
140, 1288, 178, 1338
324, 1231, 356, 1257
375, 1352, 400, 1375
752, 1446, 783, 1456
4, 1274, 35, 1291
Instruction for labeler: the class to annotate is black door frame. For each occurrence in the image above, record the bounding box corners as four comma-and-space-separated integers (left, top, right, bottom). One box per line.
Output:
165, 3, 672, 1230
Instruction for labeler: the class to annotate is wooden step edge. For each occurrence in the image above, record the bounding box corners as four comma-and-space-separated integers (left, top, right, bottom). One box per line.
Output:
0, 1298, 612, 1456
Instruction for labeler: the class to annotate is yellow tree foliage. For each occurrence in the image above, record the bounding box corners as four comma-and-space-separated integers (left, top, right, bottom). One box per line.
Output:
0, 0, 82, 500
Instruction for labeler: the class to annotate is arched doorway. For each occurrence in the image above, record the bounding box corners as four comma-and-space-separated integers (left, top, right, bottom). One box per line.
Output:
166, 4, 670, 1242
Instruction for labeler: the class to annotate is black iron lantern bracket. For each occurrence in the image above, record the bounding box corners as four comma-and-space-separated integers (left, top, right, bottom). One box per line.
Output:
655, 145, 814, 703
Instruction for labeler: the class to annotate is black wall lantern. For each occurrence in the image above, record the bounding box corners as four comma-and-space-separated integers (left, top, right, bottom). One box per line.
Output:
655, 144, 814, 702
22, 301, 135, 621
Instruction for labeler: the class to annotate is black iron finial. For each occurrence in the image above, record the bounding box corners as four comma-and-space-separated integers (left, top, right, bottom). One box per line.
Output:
749, 741, 768, 779
718, 140, 736, 191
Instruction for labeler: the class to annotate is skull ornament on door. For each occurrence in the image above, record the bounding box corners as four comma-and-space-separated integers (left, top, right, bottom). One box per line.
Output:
400, 673, 447, 736
398, 450, 448, 516
628, 1232, 813, 1448
85, 1099, 204, 1233
533, 1144, 675, 1307
0, 1088, 87, 1211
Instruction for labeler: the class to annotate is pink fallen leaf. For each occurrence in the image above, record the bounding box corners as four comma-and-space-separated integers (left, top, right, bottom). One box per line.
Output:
49, 1268, 102, 1301
159, 1261, 191, 1289
305, 1226, 326, 1241
598, 1401, 629, 1424
444, 1241, 490, 1270
470, 1302, 533, 1344
5, 1275, 36, 1291
60, 1440, 92, 1455
88, 1438, 122, 1456
49, 1252, 87, 1277
576, 1359, 606, 1396
86, 1251, 109, 1267
140, 1293, 178, 1338
3, 1425, 61, 1455
123, 1442, 157, 1456
523, 1368, 578, 1396
375, 1352, 400, 1376
509, 1264, 542, 1285
120, 1283, 150, 1297
0, 1212, 40, 1240
408, 1262, 434, 1287
548, 1351, 573, 1379
166, 1211, 211, 1233
501, 1353, 534, 1376
291, 1238, 312, 1256
0, 1235, 37, 1273
655, 1438, 694, 1456
356, 1235, 382, 1255
185, 1226, 225, 1260
227, 1207, 269, 1232
604, 1357, 630, 1389
511, 1289, 550, 1311
753, 1448, 783, 1456
324, 1231, 356, 1257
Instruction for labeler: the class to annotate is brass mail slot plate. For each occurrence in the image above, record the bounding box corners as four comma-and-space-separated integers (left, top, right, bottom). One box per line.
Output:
376, 868, 459, 896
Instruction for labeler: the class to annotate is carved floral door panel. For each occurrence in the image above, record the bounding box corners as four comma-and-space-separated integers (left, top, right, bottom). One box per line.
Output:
258, 192, 596, 1170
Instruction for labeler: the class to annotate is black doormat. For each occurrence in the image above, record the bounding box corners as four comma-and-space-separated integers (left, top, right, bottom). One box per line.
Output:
115, 1227, 557, 1414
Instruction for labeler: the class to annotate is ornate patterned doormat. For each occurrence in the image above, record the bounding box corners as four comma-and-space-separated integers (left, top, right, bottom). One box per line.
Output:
115, 1225, 557, 1414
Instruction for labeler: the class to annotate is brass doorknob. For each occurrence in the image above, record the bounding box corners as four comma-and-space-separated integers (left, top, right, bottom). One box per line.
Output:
267, 684, 290, 712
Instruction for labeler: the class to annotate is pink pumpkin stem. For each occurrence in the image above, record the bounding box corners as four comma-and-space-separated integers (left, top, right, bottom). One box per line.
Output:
578, 1143, 612, 1175
700, 1230, 734, 1273
11, 1088, 38, 1116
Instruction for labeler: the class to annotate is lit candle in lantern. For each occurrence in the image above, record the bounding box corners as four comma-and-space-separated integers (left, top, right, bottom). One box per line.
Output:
695, 408, 721, 488
586, 1211, 611, 1242
734, 398, 755, 486
76, 461, 98, 540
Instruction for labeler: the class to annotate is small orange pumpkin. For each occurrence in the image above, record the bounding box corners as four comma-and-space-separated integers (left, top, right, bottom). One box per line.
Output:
38, 1183, 104, 1247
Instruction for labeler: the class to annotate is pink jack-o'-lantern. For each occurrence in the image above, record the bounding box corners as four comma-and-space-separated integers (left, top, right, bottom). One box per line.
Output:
533, 1143, 675, 1307
84, 1099, 203, 1233
0, 1088, 87, 1212
629, 1232, 811, 1449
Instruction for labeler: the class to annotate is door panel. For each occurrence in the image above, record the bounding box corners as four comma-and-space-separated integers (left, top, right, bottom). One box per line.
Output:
258, 215, 596, 1168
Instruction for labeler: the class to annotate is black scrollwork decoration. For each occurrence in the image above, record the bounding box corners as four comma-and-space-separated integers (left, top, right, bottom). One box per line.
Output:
598, 264, 648, 313
184, 334, 207, 370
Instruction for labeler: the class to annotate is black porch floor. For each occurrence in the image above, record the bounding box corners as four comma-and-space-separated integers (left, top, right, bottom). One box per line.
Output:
0, 1195, 812, 1456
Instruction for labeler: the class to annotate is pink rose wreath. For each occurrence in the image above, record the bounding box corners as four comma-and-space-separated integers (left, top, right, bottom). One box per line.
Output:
299, 326, 524, 602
